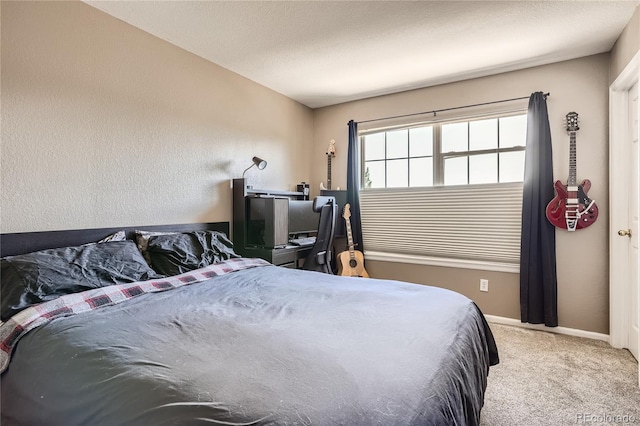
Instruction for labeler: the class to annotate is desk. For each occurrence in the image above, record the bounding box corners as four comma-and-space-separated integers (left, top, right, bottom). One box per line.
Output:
233, 178, 314, 267
242, 245, 312, 268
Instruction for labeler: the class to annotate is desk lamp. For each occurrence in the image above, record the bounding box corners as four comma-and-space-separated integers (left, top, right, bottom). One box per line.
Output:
242, 156, 267, 178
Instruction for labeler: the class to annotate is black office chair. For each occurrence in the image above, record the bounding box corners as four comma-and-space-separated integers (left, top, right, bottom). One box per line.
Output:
302, 196, 337, 274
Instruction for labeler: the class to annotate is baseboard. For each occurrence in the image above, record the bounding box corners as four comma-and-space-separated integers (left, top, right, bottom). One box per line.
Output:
485, 314, 610, 343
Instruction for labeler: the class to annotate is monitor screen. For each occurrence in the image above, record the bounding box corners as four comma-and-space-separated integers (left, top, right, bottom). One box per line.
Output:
288, 200, 319, 237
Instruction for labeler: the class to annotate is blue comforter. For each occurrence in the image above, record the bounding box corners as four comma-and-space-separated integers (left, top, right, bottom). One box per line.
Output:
1, 263, 498, 425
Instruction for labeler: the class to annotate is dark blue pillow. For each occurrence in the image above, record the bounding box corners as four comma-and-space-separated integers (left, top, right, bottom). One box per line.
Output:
145, 231, 239, 276
1, 240, 163, 321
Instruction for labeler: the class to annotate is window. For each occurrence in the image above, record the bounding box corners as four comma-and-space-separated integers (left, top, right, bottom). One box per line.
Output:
363, 114, 527, 188
359, 112, 527, 272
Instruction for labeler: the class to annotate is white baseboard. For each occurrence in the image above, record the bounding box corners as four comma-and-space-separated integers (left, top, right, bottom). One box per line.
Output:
485, 314, 610, 343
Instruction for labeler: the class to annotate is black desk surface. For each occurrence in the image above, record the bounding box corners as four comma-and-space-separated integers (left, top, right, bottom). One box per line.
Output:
241, 245, 312, 268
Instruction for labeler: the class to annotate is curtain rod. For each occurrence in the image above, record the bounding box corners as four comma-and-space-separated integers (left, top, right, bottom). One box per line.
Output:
355, 92, 550, 125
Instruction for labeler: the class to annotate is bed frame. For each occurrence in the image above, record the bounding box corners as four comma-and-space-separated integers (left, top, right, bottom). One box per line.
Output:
0, 222, 230, 257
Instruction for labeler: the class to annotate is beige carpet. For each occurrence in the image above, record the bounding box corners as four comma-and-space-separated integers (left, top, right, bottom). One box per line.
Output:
480, 323, 640, 425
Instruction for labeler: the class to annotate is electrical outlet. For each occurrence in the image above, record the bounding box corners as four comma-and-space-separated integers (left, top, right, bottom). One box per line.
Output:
480, 279, 489, 292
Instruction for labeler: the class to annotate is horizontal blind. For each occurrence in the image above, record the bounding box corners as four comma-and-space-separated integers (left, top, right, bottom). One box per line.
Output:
360, 183, 523, 264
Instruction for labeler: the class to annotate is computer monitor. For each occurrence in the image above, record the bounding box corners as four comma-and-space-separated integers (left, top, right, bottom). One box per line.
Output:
288, 200, 319, 237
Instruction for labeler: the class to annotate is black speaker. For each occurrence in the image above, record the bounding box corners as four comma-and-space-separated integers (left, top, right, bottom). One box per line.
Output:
246, 197, 289, 248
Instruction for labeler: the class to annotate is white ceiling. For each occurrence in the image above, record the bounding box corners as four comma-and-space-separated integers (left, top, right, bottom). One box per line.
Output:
85, 1, 639, 109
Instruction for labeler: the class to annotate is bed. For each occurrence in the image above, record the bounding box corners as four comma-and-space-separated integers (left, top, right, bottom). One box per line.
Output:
0, 222, 498, 426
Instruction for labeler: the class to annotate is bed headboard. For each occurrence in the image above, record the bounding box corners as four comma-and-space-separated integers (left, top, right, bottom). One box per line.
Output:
0, 222, 230, 257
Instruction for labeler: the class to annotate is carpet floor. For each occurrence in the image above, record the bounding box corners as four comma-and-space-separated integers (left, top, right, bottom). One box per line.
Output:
480, 323, 640, 425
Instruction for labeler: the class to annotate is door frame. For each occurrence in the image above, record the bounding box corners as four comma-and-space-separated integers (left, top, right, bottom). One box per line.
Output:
609, 51, 640, 349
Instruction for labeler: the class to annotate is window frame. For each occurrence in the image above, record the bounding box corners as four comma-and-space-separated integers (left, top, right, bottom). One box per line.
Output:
360, 110, 528, 189
357, 108, 528, 273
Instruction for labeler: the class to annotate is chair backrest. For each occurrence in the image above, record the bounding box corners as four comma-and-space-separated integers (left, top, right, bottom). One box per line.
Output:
302, 196, 337, 274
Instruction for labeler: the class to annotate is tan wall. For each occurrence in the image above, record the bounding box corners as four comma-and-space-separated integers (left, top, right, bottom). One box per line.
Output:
314, 55, 611, 334
366, 261, 520, 320
0, 1, 313, 233
610, 6, 640, 84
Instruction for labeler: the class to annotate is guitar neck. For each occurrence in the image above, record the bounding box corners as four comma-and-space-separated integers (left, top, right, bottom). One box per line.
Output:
568, 131, 577, 186
345, 216, 355, 259
327, 155, 332, 190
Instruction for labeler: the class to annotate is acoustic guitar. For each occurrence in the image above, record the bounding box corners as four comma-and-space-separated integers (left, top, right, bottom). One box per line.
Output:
337, 203, 369, 278
545, 112, 598, 231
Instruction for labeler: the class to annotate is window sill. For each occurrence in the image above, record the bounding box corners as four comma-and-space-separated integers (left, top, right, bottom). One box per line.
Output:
364, 251, 520, 273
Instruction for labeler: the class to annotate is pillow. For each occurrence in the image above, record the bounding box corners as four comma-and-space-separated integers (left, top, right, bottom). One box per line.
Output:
145, 231, 239, 276
1, 240, 164, 321
134, 230, 177, 264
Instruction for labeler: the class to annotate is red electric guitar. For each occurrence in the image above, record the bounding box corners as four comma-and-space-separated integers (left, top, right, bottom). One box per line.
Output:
545, 112, 598, 231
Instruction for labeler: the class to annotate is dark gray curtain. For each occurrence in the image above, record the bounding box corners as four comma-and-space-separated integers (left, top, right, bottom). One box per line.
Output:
520, 92, 557, 327
346, 120, 364, 253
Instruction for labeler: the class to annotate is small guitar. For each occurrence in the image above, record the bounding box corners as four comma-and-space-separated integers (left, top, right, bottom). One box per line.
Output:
337, 203, 369, 278
546, 112, 598, 231
320, 140, 336, 191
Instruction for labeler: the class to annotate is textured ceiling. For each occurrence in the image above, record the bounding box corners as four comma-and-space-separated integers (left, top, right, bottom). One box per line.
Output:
85, 1, 639, 108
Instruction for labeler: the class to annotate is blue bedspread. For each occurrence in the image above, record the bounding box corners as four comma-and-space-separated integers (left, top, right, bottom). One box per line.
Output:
1, 263, 498, 425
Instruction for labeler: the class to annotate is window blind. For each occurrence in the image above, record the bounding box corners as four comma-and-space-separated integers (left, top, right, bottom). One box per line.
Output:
360, 183, 523, 265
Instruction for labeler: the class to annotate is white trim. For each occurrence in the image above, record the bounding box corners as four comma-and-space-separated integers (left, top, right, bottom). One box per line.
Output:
609, 51, 640, 349
611, 51, 640, 90
365, 250, 520, 273
485, 315, 610, 343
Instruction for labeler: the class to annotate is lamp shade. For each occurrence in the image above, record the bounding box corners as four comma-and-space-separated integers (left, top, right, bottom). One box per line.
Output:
242, 156, 268, 178
253, 156, 267, 170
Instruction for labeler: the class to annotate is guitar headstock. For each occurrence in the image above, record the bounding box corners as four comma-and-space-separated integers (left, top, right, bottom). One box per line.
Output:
326, 139, 336, 157
343, 203, 351, 220
565, 112, 579, 132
